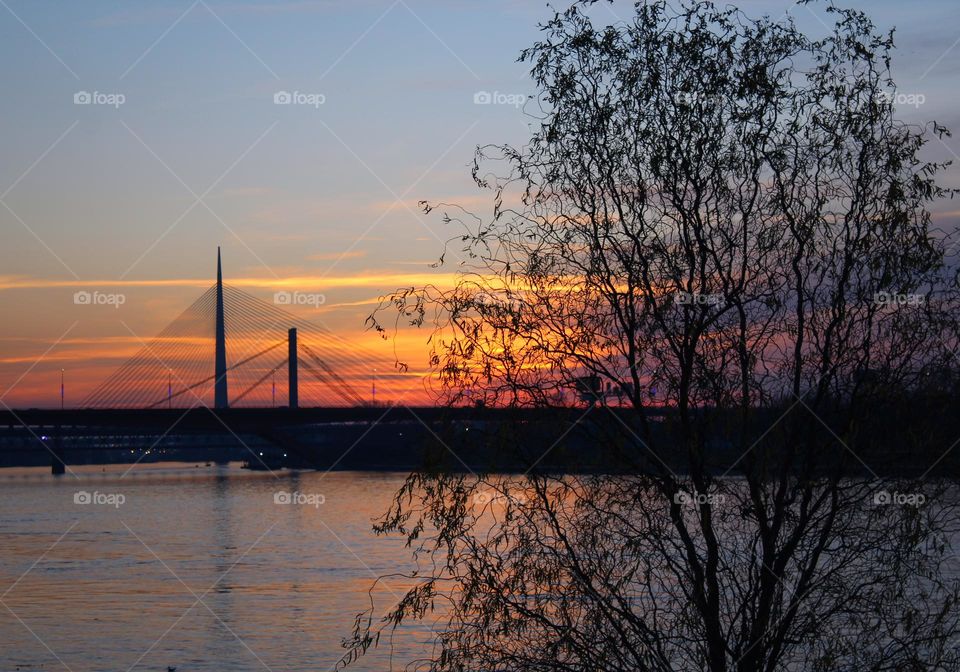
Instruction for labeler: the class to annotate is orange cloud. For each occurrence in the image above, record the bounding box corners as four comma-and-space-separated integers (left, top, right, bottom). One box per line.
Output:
0, 272, 460, 292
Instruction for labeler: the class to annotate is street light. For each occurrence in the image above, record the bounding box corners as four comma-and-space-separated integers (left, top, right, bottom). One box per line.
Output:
60, 369, 64, 410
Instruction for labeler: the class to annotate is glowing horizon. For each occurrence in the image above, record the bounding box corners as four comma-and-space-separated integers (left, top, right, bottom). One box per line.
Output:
0, 252, 450, 408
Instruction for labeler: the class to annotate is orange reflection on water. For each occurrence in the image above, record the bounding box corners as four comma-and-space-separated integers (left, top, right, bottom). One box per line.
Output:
0, 464, 434, 671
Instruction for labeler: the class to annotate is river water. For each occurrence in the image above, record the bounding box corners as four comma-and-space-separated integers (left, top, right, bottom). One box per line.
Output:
0, 463, 431, 671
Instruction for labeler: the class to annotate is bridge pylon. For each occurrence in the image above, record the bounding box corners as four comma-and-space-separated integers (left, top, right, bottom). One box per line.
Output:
214, 247, 229, 409
288, 327, 298, 409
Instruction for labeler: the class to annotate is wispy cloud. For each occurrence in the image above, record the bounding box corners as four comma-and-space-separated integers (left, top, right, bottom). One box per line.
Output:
0, 272, 459, 292
308, 250, 367, 261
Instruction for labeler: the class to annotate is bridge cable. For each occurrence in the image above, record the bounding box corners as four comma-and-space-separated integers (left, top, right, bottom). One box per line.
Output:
232, 360, 287, 405
83, 286, 218, 407
146, 340, 285, 408
298, 360, 359, 406
300, 344, 366, 406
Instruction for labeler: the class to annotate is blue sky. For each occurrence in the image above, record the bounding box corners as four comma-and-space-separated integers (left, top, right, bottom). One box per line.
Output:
0, 0, 958, 404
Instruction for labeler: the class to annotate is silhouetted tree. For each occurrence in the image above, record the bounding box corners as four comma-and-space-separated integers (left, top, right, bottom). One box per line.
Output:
351, 1, 960, 670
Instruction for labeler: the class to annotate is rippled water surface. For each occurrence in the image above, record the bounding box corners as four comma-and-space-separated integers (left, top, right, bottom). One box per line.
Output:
0, 463, 431, 671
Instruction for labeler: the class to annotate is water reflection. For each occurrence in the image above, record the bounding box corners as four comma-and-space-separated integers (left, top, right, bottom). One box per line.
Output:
0, 463, 429, 671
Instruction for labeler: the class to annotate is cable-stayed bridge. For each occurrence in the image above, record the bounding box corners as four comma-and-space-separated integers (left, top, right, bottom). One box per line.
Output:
84, 249, 368, 410
0, 250, 630, 474
0, 249, 438, 473
1, 250, 952, 476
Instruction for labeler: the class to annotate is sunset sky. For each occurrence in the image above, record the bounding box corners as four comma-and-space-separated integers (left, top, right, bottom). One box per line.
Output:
1, 0, 958, 407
